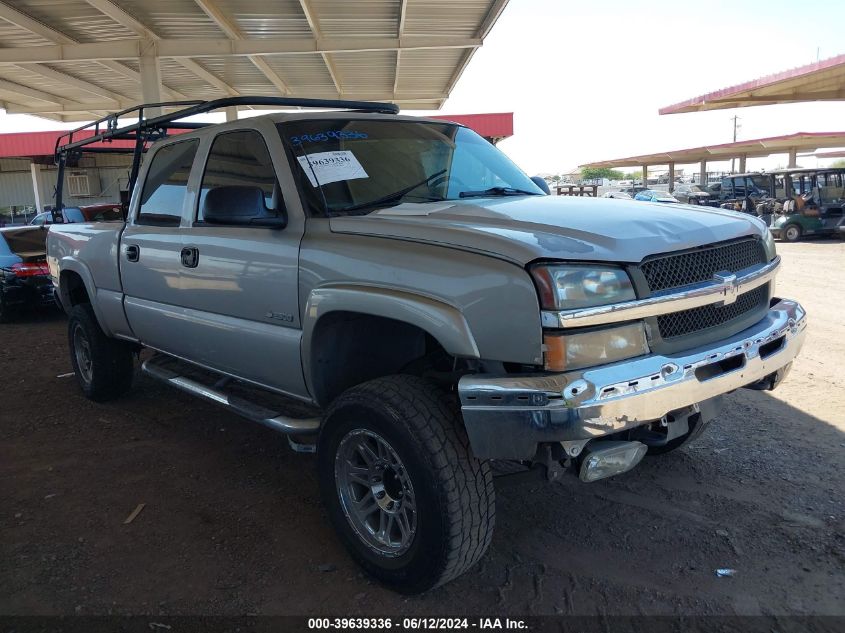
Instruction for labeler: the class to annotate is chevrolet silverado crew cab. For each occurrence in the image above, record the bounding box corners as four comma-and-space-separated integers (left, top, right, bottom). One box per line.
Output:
47, 97, 807, 594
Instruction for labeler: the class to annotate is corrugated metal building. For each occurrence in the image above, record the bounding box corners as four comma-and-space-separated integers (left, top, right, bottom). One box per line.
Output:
2, 155, 132, 209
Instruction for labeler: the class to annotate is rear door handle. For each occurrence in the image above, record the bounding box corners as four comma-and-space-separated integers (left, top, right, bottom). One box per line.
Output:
125, 244, 139, 262
181, 246, 199, 268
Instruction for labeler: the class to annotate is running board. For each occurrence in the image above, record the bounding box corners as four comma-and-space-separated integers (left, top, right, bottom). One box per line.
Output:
141, 357, 320, 436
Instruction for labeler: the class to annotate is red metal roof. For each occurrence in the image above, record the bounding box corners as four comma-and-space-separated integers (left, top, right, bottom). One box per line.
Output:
660, 53, 845, 115
0, 129, 139, 159
430, 112, 514, 139
0, 113, 515, 159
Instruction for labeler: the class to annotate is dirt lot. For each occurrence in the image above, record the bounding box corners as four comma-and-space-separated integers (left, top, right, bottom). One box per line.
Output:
1, 240, 843, 618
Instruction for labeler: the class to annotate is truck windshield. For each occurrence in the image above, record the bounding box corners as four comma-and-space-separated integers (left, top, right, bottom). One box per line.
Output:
279, 119, 543, 216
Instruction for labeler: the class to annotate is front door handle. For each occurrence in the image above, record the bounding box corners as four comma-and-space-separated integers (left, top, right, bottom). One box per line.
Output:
125, 244, 139, 262
181, 246, 199, 268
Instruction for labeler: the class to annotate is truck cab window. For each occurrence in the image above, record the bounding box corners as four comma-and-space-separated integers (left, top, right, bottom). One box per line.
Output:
197, 130, 281, 222
137, 140, 199, 226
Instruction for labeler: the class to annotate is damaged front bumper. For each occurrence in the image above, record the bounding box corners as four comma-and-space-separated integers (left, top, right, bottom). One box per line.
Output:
458, 298, 806, 460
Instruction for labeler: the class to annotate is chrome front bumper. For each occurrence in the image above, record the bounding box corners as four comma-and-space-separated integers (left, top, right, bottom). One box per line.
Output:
459, 298, 807, 459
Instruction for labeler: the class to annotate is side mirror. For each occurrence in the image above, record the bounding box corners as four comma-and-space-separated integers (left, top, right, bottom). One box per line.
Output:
531, 176, 551, 195
203, 185, 287, 228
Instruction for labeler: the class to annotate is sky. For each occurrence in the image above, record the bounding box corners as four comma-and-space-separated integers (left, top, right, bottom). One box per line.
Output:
432, 0, 845, 175
1, 0, 844, 177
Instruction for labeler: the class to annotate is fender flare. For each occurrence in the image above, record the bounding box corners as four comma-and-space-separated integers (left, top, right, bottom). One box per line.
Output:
301, 284, 480, 398
57, 258, 113, 336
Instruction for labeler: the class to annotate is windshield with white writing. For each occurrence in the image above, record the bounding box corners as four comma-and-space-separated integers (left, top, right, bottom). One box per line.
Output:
279, 119, 543, 217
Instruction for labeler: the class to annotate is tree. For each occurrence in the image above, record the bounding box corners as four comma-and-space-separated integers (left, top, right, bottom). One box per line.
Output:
581, 167, 624, 181
623, 171, 640, 181
831, 159, 845, 168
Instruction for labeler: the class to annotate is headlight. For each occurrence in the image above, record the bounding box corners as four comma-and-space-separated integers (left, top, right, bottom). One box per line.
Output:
543, 322, 649, 371
531, 265, 636, 310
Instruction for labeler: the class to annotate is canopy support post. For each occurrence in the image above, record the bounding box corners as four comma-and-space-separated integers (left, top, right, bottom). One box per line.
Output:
30, 162, 45, 214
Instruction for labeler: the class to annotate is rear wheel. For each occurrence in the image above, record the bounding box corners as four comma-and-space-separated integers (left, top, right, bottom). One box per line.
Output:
68, 303, 134, 401
318, 375, 495, 594
783, 224, 802, 242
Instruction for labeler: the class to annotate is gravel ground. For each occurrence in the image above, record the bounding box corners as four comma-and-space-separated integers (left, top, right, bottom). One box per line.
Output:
1, 240, 843, 618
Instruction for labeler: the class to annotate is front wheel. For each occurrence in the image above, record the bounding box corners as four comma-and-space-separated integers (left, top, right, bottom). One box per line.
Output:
68, 303, 135, 401
783, 224, 802, 242
318, 375, 495, 594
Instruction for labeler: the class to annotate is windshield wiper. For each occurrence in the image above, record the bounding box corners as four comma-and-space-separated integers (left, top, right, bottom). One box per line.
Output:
459, 186, 541, 198
338, 169, 448, 214
459, 186, 542, 198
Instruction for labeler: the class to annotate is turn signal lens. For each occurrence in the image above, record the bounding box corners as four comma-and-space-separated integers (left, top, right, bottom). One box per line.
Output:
544, 322, 649, 372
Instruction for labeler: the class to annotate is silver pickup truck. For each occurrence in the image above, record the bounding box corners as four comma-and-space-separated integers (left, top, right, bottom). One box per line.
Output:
48, 99, 807, 594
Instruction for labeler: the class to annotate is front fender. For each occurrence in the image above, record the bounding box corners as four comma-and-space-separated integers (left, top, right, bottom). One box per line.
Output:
301, 283, 481, 397
58, 257, 132, 339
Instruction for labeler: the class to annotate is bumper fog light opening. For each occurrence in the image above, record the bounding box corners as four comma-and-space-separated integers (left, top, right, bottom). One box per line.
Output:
579, 441, 648, 483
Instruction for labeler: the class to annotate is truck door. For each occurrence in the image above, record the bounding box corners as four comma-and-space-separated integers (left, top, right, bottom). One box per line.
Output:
176, 126, 308, 398
120, 139, 200, 350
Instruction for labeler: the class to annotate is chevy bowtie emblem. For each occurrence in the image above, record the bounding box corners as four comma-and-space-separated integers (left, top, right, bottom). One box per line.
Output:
713, 271, 739, 305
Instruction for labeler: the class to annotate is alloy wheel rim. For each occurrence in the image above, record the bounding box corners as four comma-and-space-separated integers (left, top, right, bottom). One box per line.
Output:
335, 429, 417, 556
73, 324, 93, 384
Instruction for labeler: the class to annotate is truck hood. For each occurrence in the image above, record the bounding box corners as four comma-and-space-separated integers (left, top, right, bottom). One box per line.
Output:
330, 195, 766, 264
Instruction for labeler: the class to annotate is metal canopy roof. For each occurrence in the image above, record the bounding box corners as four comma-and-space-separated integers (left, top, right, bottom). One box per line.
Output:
580, 132, 845, 168
0, 0, 509, 122
659, 53, 845, 115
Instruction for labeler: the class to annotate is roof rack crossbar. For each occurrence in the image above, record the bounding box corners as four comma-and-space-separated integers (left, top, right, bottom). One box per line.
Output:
54, 96, 399, 158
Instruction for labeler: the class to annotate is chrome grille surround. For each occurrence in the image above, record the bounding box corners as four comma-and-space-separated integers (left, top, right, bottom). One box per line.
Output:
641, 239, 767, 293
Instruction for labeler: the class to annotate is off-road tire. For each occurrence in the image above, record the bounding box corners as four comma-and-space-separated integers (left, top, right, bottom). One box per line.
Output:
67, 303, 134, 401
318, 375, 495, 594
783, 224, 802, 243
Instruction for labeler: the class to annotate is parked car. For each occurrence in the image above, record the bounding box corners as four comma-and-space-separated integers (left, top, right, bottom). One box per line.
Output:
30, 203, 123, 226
0, 226, 54, 321
602, 191, 633, 199
618, 185, 648, 197
634, 189, 679, 203
49, 98, 806, 594
672, 184, 711, 205
703, 182, 721, 197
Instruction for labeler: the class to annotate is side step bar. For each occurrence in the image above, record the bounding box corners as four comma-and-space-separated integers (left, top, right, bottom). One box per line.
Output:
141, 357, 321, 436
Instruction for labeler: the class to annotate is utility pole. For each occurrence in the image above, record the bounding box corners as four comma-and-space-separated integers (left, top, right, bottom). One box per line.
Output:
730, 115, 741, 173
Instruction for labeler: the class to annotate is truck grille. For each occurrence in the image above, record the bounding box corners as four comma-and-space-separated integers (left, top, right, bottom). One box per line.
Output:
641, 239, 766, 292
657, 284, 769, 339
